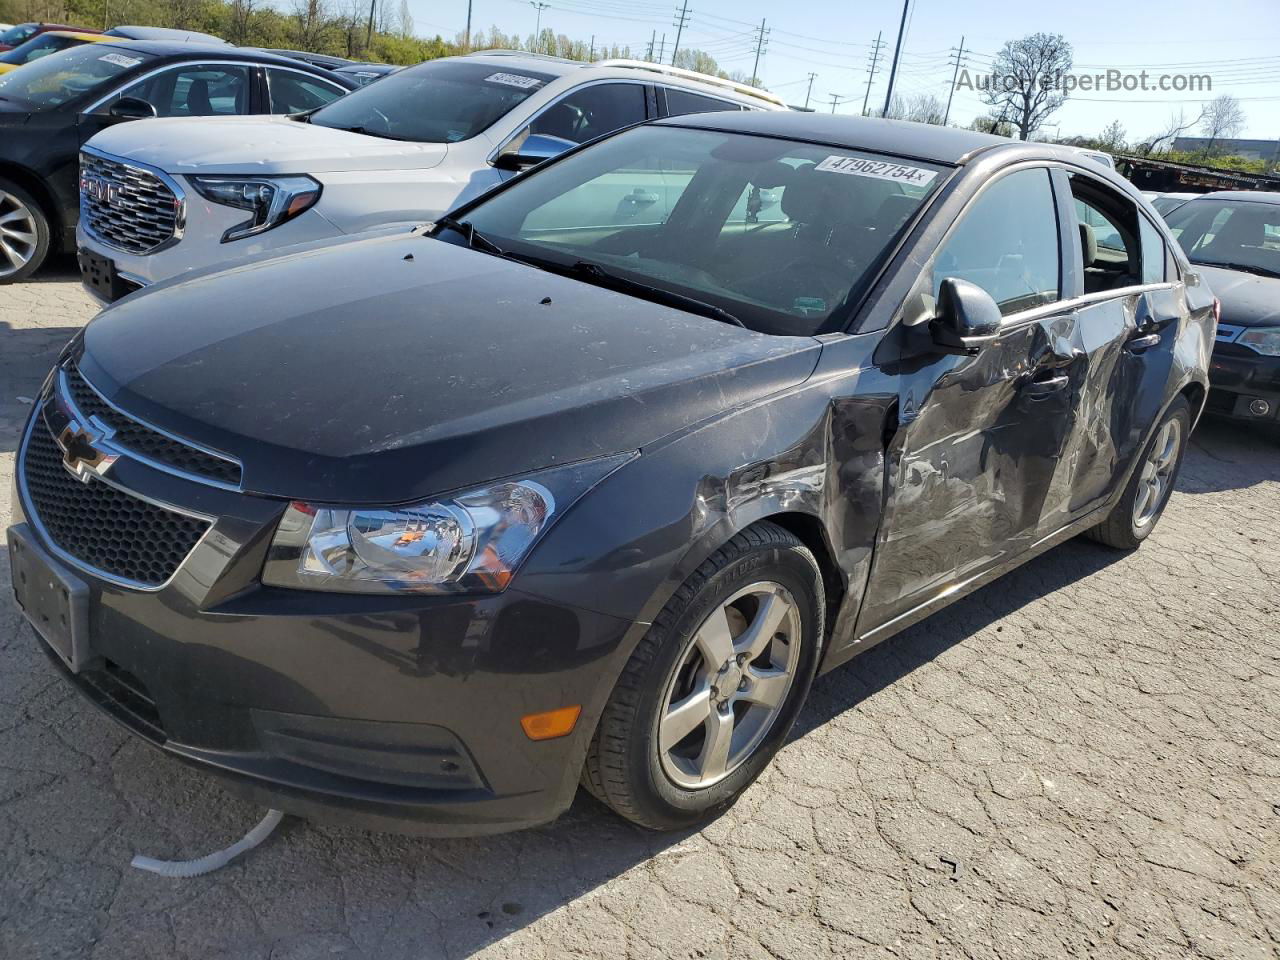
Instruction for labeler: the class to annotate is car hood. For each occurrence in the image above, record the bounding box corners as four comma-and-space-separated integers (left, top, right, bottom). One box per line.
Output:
78, 234, 822, 503
1197, 264, 1280, 328
84, 115, 450, 175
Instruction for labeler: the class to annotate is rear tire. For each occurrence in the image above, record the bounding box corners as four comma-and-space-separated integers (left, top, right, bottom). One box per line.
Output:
0, 178, 51, 285
1086, 396, 1190, 550
583, 522, 824, 831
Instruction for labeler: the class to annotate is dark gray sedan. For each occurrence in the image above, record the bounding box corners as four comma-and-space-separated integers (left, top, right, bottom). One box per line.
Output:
9, 112, 1213, 835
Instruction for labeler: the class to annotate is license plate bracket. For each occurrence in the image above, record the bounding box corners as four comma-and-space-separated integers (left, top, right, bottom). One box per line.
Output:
8, 523, 91, 673
77, 248, 130, 303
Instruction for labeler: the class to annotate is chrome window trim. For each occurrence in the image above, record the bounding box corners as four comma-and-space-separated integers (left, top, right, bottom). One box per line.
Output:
998, 281, 1178, 331
79, 144, 187, 255
487, 76, 655, 166
60, 364, 243, 492
17, 407, 217, 594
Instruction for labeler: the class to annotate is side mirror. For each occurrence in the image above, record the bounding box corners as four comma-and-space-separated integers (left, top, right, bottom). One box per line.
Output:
494, 133, 576, 172
930, 278, 1002, 355
108, 97, 157, 121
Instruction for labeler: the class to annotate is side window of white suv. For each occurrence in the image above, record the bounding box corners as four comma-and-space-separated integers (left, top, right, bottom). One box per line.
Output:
527, 82, 648, 146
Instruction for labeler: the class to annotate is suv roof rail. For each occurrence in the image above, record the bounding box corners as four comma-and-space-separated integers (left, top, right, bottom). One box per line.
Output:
590, 59, 787, 108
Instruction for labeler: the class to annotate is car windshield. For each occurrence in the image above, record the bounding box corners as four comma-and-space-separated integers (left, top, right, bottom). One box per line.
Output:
0, 32, 92, 65
308, 59, 556, 143
457, 124, 947, 335
1151, 195, 1190, 217
1164, 198, 1280, 278
0, 24, 39, 46
0, 43, 151, 108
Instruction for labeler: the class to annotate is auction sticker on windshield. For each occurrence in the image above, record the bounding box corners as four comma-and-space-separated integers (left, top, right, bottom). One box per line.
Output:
815, 155, 937, 186
99, 53, 143, 68
485, 72, 543, 89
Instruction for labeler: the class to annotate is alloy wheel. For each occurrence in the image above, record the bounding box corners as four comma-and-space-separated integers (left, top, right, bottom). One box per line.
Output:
658, 581, 802, 789
1133, 417, 1181, 528
0, 190, 39, 280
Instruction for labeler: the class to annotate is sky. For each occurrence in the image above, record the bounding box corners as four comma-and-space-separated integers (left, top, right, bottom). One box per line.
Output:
402, 0, 1280, 143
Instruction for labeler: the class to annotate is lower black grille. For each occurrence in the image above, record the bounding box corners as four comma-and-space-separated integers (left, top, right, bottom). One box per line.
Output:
82, 660, 167, 743
1205, 389, 1236, 414
66, 366, 242, 487
22, 419, 211, 587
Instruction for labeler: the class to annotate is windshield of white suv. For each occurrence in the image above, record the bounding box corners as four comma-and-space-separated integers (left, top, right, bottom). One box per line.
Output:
1164, 198, 1280, 279
454, 124, 947, 336
0, 43, 153, 109
307, 60, 557, 143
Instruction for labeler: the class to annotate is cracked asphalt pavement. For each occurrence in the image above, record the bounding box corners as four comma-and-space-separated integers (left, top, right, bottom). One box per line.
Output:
2, 260, 1278, 960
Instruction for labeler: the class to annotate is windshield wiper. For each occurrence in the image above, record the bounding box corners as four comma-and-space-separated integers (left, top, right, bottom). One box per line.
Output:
326, 124, 408, 141
536, 259, 745, 328
1194, 259, 1280, 280
433, 217, 507, 257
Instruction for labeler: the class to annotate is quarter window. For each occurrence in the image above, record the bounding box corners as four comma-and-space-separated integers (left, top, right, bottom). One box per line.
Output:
1138, 216, 1166, 284
266, 69, 346, 113
528, 83, 647, 146
933, 168, 1060, 316
664, 87, 741, 117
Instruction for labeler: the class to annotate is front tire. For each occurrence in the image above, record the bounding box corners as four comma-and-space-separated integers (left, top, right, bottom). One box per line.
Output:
1086, 396, 1190, 550
583, 522, 824, 831
0, 178, 51, 285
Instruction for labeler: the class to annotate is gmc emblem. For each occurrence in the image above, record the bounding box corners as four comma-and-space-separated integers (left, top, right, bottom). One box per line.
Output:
81, 174, 120, 206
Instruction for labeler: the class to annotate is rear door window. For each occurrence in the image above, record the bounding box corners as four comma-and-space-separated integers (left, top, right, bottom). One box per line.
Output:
528, 82, 648, 145
266, 68, 346, 113
933, 168, 1061, 316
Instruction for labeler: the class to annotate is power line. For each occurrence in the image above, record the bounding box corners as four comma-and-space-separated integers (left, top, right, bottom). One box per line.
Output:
943, 36, 965, 125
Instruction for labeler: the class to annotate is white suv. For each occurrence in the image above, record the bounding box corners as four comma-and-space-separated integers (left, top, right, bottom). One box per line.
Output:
76, 51, 785, 302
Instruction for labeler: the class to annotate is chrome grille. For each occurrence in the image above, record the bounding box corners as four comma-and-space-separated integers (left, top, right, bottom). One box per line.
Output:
80, 150, 183, 255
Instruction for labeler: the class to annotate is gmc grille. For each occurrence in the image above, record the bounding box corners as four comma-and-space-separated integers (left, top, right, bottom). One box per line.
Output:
80, 151, 183, 256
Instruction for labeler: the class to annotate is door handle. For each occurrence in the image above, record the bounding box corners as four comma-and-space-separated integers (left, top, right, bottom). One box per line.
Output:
1021, 372, 1070, 398
1126, 332, 1161, 352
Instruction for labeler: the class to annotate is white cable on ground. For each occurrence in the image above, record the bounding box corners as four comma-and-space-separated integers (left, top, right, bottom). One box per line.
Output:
130, 809, 285, 878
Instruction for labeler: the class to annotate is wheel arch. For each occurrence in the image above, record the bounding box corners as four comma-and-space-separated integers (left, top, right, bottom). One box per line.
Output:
0, 161, 61, 247
1180, 378, 1208, 429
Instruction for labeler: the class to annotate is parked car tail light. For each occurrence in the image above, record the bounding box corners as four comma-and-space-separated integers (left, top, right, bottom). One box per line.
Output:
188, 174, 321, 243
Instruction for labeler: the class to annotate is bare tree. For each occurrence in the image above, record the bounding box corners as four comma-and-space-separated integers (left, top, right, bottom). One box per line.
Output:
293, 0, 330, 51
397, 0, 413, 38
1097, 119, 1126, 153
1140, 108, 1204, 155
1199, 95, 1246, 157
228, 0, 258, 45
981, 32, 1073, 141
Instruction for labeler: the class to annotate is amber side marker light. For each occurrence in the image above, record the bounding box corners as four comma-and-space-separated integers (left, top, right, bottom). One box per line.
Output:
520, 705, 582, 741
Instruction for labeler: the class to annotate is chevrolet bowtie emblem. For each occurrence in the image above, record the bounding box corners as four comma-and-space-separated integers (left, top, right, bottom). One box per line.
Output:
56, 421, 118, 483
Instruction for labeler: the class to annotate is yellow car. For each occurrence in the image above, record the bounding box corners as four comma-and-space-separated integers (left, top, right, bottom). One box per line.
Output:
0, 31, 107, 74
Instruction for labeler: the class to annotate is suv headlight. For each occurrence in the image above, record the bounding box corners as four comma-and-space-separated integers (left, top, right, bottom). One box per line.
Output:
188, 175, 322, 243
1237, 327, 1280, 357
262, 455, 632, 595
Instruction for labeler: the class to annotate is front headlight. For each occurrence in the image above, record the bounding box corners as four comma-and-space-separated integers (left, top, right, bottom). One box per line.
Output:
262, 455, 632, 595
1237, 327, 1280, 357
188, 175, 322, 243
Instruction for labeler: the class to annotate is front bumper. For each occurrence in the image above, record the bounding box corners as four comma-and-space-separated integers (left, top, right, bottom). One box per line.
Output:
10, 401, 636, 836
1208, 345, 1280, 423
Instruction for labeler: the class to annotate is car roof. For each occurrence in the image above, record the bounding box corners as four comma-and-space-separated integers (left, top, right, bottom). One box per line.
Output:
1196, 190, 1280, 206
105, 25, 227, 42
258, 48, 354, 66
92, 38, 347, 67
652, 111, 1020, 164
41, 31, 107, 41
462, 50, 784, 108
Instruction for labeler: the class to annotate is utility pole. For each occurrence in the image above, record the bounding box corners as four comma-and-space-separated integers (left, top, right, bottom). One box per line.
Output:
530, 1, 550, 40
943, 36, 965, 126
656, 33, 666, 63
861, 31, 884, 116
803, 72, 817, 110
366, 0, 376, 51
464, 0, 473, 50
829, 93, 850, 114
882, 0, 910, 117
749, 18, 769, 87
647, 29, 656, 61
589, 34, 595, 60
670, 0, 690, 66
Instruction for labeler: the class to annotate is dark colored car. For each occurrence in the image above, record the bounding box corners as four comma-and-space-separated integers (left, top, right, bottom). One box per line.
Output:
0, 22, 97, 52
332, 61, 402, 86
9, 112, 1213, 836
104, 26, 229, 44
0, 40, 355, 283
1164, 191, 1280, 428
254, 49, 355, 71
